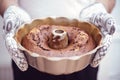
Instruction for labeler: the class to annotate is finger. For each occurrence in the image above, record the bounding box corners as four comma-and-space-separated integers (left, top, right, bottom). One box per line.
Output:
5, 33, 28, 71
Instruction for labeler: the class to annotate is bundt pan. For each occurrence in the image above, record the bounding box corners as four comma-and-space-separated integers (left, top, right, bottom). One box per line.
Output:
14, 17, 102, 75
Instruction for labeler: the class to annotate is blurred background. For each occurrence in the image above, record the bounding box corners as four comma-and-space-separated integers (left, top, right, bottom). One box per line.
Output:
0, 0, 120, 80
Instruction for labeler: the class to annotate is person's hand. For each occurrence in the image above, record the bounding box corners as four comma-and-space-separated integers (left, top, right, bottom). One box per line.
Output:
3, 6, 31, 71
79, 3, 116, 67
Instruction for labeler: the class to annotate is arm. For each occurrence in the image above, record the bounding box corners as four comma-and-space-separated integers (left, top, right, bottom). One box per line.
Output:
0, 0, 18, 16
96, 0, 116, 13
0, 0, 31, 71
80, 2, 116, 67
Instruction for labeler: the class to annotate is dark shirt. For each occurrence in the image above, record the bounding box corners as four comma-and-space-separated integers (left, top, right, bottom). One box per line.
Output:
12, 60, 98, 80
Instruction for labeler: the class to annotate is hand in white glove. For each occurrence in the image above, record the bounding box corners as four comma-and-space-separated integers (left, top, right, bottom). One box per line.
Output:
3, 6, 31, 71
79, 3, 116, 67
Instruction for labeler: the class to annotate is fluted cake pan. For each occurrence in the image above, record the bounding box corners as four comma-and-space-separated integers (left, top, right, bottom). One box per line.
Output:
14, 17, 102, 75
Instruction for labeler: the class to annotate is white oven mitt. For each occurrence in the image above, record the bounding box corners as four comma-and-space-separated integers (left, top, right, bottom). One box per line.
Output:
79, 2, 116, 67
3, 6, 31, 71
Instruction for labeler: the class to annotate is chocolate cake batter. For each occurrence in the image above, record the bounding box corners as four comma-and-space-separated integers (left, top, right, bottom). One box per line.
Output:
22, 25, 96, 57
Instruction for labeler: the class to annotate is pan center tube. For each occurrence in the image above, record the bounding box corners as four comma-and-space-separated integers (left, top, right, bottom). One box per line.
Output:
48, 29, 68, 49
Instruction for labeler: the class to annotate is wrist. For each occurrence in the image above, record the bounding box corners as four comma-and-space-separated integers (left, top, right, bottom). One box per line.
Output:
0, 0, 18, 16
3, 5, 31, 35
80, 2, 107, 21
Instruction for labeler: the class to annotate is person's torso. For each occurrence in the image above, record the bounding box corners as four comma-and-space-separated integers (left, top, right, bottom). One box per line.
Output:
19, 0, 95, 19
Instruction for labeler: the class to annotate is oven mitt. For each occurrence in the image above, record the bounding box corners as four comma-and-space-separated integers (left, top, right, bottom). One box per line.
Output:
79, 3, 116, 67
3, 6, 31, 71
